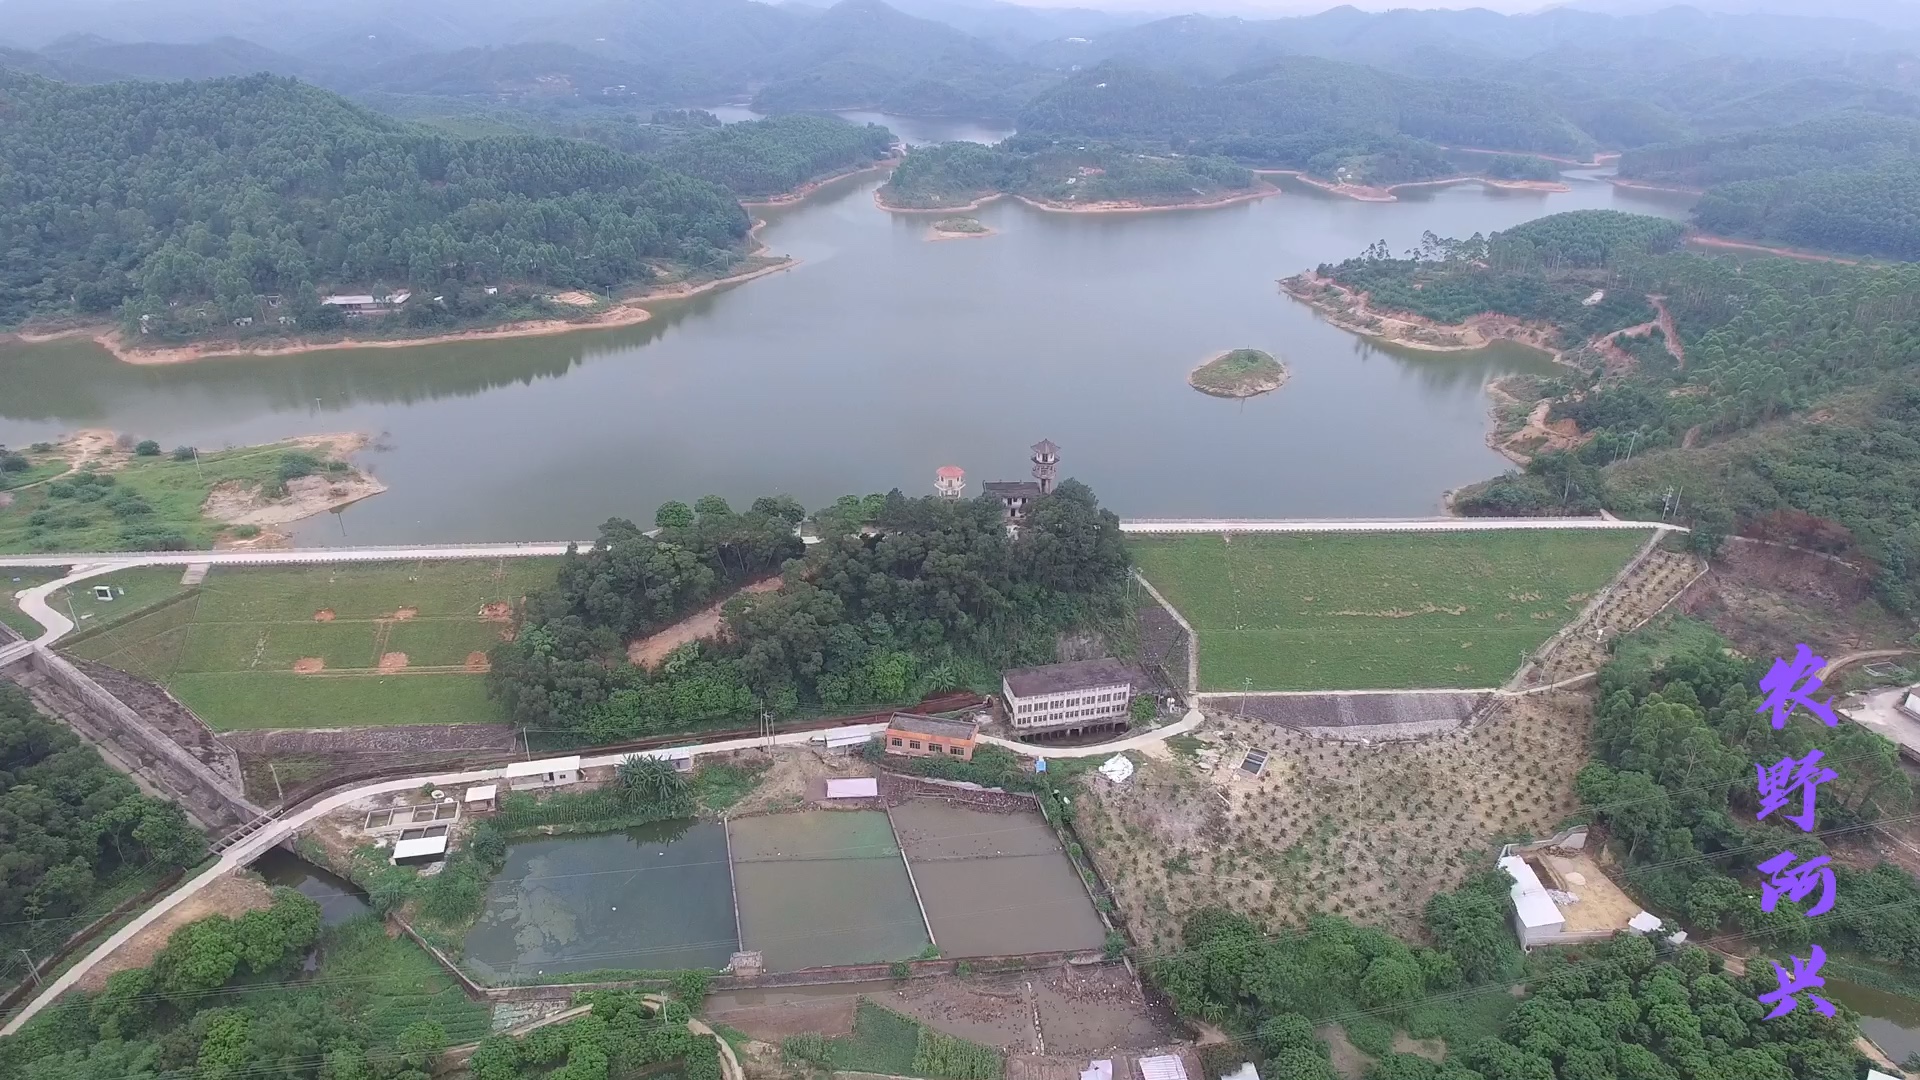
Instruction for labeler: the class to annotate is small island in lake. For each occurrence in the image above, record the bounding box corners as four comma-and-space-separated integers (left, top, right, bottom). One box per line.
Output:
928, 216, 994, 240
1189, 348, 1289, 398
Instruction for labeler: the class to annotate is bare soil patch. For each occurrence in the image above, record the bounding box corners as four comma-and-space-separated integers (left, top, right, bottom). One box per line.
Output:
464, 651, 491, 672
703, 992, 857, 1041
202, 471, 386, 527
78, 872, 273, 992
293, 657, 325, 674
1683, 539, 1908, 659
627, 578, 782, 668
389, 607, 418, 621
378, 652, 409, 672
549, 290, 600, 307
1392, 1033, 1446, 1062
1317, 1025, 1374, 1080
479, 602, 512, 621
882, 973, 1035, 1050
314, 609, 335, 622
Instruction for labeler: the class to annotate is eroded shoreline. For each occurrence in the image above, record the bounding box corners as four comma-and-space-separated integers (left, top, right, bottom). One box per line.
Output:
10, 256, 800, 366
1259, 170, 1570, 202
876, 181, 1279, 216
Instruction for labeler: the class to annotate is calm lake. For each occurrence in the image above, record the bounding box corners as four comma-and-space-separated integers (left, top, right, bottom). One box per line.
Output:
0, 169, 1691, 545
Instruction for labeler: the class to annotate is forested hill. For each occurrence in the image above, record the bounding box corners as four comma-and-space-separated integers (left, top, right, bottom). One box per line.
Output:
1307, 210, 1920, 610
1619, 115, 1920, 259
0, 71, 750, 332
1015, 61, 1593, 186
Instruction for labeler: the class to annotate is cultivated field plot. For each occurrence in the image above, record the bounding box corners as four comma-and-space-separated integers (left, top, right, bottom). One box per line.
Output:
60, 559, 556, 729
889, 801, 1108, 959
1129, 530, 1649, 690
730, 809, 932, 972
1079, 689, 1593, 947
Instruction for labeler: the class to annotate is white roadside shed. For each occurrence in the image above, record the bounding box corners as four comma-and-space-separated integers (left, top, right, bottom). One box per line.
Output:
504, 755, 581, 790
1499, 855, 1567, 948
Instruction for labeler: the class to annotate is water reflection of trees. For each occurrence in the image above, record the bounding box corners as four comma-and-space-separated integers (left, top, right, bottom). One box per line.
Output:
0, 311, 691, 423
1351, 336, 1556, 394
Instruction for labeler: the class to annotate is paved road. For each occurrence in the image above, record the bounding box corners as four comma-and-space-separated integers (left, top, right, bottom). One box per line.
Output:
0, 517, 1680, 571
0, 723, 886, 1034
976, 708, 1205, 758
1117, 517, 1681, 534
0, 542, 585, 570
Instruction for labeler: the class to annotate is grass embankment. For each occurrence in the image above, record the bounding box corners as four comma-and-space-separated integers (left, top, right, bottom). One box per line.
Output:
784, 1002, 1002, 1080
61, 559, 557, 729
0, 436, 371, 553
1129, 531, 1648, 690
1188, 348, 1288, 398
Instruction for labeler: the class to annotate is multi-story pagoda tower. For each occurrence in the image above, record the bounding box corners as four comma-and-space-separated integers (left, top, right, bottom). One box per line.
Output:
1030, 439, 1059, 495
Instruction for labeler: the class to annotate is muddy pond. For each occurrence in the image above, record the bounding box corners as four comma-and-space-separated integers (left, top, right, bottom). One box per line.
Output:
459, 803, 1103, 978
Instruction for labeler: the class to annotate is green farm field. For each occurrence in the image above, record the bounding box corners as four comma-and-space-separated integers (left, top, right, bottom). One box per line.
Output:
61, 558, 557, 729
1130, 530, 1649, 691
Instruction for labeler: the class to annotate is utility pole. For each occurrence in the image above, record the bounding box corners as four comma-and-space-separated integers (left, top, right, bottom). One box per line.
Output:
267, 762, 285, 806
18, 949, 40, 989
760, 710, 774, 749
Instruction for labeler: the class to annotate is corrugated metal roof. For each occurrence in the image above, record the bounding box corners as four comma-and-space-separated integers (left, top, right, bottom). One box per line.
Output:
464, 784, 497, 802
1081, 1061, 1112, 1080
1220, 1064, 1259, 1080
392, 835, 448, 860
504, 755, 580, 777
1499, 856, 1564, 929
825, 778, 879, 799
1137, 1056, 1187, 1080
1003, 657, 1136, 698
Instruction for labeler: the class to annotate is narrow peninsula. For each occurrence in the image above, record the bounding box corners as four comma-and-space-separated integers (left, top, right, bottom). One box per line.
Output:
1189, 349, 1289, 398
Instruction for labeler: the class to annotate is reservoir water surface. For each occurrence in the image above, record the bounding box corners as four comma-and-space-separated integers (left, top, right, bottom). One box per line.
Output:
0, 170, 1691, 544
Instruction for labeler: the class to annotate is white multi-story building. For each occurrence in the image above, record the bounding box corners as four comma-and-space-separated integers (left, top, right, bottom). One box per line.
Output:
1001, 658, 1135, 739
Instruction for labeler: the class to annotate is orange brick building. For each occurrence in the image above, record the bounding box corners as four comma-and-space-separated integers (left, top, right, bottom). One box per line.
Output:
883, 713, 978, 761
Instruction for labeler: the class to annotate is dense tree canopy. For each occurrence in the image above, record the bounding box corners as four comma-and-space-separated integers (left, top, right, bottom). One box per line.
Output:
0, 71, 750, 332
489, 481, 1131, 742
0, 684, 206, 969
1580, 622, 1920, 968
1620, 115, 1920, 259
882, 136, 1253, 209
0, 893, 486, 1080
1014, 60, 1592, 186
1313, 211, 1920, 609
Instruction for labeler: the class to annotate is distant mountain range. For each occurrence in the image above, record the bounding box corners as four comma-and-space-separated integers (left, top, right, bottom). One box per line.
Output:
1, 0, 1917, 126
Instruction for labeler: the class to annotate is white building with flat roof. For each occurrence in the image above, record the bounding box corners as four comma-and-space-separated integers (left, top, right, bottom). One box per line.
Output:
1002, 657, 1136, 739
503, 755, 580, 790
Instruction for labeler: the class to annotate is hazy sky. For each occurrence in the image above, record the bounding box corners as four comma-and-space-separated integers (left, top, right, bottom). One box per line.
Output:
1006, 0, 1559, 11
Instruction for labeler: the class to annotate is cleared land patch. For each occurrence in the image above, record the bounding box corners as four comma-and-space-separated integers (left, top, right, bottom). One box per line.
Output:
60, 558, 556, 729
1129, 530, 1648, 690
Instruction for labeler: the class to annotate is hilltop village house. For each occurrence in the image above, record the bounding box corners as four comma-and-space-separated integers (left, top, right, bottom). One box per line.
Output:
883, 713, 980, 760
980, 439, 1061, 525
1002, 657, 1136, 740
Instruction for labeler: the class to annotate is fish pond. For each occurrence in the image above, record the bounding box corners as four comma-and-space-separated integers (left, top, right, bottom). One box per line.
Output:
463, 819, 739, 980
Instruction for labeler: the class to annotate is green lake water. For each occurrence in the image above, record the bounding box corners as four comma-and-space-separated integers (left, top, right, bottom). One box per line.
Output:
462, 820, 738, 978
1828, 978, 1920, 1064
0, 167, 1692, 544
728, 809, 930, 971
